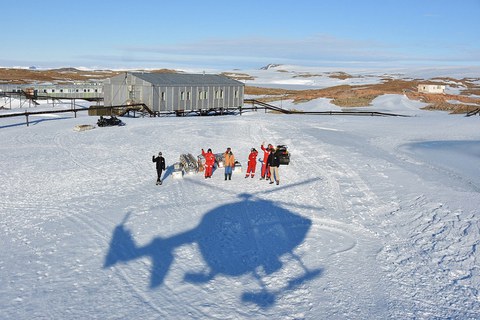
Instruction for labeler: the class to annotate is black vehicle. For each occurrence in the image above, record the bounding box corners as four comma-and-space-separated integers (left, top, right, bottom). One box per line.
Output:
276, 145, 290, 165
97, 116, 124, 127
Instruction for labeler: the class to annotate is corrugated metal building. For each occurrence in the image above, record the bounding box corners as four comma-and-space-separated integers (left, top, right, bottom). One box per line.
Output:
103, 72, 244, 113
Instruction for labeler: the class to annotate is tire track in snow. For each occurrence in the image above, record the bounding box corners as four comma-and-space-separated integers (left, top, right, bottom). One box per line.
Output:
268, 118, 385, 232
53, 131, 107, 174
264, 118, 391, 318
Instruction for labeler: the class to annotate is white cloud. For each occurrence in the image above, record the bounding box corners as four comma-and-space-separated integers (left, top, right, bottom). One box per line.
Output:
99, 33, 478, 69
3, 33, 478, 70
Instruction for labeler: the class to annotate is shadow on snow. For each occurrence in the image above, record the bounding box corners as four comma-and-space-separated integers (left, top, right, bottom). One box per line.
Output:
161, 164, 174, 181
0, 116, 73, 129
103, 181, 322, 308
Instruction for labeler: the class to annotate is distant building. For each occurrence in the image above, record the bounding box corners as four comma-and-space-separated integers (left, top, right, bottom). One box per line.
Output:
0, 83, 103, 100
103, 72, 244, 113
418, 84, 445, 94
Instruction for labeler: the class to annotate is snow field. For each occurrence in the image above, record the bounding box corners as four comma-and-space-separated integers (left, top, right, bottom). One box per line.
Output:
1, 94, 479, 319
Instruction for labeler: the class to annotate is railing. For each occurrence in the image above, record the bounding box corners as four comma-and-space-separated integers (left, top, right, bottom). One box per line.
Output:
0, 105, 148, 127
0, 99, 414, 128
243, 99, 410, 117
465, 108, 480, 117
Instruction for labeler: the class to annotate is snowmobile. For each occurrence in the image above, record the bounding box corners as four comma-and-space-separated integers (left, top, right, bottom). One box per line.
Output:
276, 145, 290, 165
233, 160, 242, 173
97, 116, 125, 127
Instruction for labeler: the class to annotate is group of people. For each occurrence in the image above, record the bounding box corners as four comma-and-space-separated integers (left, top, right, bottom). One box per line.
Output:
201, 147, 235, 181
260, 142, 283, 185
152, 142, 283, 186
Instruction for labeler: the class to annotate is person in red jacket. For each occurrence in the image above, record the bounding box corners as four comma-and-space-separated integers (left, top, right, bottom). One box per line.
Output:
201, 148, 216, 178
245, 148, 258, 178
260, 142, 272, 180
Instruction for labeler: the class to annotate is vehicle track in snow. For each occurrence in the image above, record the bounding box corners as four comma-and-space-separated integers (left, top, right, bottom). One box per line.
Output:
261, 117, 390, 318
266, 117, 385, 233
273, 117, 480, 318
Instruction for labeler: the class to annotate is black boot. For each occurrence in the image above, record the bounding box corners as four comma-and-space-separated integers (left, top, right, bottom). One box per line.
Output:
225, 174, 228, 180
228, 174, 232, 180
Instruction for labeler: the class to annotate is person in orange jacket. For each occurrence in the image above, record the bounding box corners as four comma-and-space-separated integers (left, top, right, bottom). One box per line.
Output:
223, 147, 235, 180
201, 148, 216, 178
245, 148, 258, 178
260, 142, 272, 180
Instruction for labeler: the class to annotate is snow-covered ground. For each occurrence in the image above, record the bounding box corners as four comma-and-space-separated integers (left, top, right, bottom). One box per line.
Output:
1, 71, 480, 319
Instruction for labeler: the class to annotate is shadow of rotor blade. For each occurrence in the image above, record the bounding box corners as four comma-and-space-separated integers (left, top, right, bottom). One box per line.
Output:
185, 176, 237, 196
120, 211, 132, 225
275, 201, 325, 212
255, 177, 321, 196
186, 177, 322, 200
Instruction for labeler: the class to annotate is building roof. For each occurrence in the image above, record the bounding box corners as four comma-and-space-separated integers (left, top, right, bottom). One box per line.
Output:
130, 72, 244, 86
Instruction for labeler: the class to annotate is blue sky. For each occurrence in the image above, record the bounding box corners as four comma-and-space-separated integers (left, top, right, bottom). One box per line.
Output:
1, 0, 479, 70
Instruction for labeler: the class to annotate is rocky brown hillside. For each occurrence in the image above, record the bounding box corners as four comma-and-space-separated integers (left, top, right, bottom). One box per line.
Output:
0, 68, 178, 84
1, 67, 479, 113
244, 78, 480, 113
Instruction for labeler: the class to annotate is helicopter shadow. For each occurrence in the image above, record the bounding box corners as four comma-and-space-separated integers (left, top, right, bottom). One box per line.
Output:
104, 179, 323, 308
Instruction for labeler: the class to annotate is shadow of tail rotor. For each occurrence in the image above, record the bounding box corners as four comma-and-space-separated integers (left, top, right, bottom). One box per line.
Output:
103, 212, 180, 288
103, 212, 136, 268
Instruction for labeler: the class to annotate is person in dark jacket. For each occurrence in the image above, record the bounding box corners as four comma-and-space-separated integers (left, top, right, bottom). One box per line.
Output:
267, 146, 281, 185
152, 152, 166, 185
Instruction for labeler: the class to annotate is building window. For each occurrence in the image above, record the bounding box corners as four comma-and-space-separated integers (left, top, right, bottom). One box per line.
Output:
181, 92, 185, 100
187, 92, 191, 100
161, 92, 165, 101
220, 90, 224, 99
